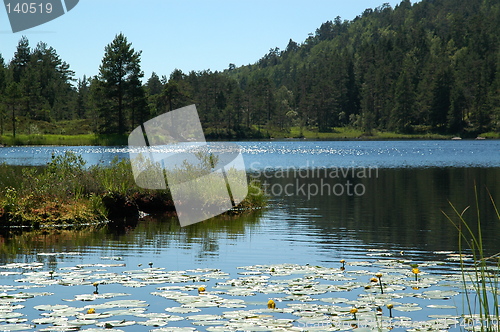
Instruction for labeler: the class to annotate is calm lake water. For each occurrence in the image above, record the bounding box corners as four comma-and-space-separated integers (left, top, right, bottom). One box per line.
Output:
0, 140, 499, 331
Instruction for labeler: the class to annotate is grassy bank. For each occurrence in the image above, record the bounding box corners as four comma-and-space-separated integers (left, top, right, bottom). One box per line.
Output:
0, 133, 128, 146
278, 127, 453, 140
0, 128, 457, 146
0, 116, 489, 146
0, 152, 266, 227
1, 116, 496, 146
479, 131, 500, 139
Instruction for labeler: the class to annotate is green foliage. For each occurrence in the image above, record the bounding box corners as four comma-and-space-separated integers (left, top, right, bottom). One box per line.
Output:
2, 187, 18, 213
226, 0, 500, 136
89, 157, 138, 195
97, 33, 146, 134
0, 152, 266, 226
241, 180, 267, 209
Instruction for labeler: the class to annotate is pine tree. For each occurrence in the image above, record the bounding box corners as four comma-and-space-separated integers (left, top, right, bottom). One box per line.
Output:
391, 52, 417, 133
0, 54, 6, 135
98, 33, 144, 134
10, 36, 30, 84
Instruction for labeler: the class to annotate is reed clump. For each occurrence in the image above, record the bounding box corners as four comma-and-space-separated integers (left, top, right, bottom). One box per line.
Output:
444, 187, 500, 332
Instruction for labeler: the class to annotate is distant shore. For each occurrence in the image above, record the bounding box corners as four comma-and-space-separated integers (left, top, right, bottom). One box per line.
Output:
0, 131, 497, 147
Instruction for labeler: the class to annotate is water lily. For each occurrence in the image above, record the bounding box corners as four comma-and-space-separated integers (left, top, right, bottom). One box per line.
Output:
340, 259, 346, 270
198, 286, 206, 294
386, 303, 394, 318
412, 268, 420, 281
87, 308, 95, 314
350, 307, 358, 320
267, 299, 276, 309
375, 272, 384, 294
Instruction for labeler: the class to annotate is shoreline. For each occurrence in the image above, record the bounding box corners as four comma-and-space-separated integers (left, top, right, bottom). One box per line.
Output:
0, 132, 498, 147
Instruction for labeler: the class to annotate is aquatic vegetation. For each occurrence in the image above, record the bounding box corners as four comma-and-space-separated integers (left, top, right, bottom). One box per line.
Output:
412, 267, 420, 281
0, 253, 482, 331
349, 307, 358, 319
386, 303, 394, 318
444, 187, 500, 332
375, 272, 384, 294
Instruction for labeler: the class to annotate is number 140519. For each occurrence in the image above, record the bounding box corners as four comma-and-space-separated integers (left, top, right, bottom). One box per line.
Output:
5, 2, 53, 14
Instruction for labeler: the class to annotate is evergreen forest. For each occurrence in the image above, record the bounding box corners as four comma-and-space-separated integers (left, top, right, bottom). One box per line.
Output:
0, 0, 499, 141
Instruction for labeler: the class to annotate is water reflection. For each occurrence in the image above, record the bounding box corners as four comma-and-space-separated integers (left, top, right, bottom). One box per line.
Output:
0, 211, 263, 267
0, 167, 498, 272
259, 167, 500, 259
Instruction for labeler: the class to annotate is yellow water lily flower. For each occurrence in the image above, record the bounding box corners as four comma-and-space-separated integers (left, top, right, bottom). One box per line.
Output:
87, 308, 95, 314
386, 303, 394, 318
412, 268, 420, 281
267, 299, 276, 309
375, 273, 384, 294
350, 307, 358, 319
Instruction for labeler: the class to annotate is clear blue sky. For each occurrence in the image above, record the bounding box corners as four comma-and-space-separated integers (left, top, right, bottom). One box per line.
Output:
0, 0, 407, 82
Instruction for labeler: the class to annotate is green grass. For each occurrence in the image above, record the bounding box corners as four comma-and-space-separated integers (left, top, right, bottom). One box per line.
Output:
444, 187, 500, 332
268, 126, 452, 140
1, 116, 495, 145
0, 117, 129, 146
0, 152, 266, 227
479, 132, 500, 139
0, 133, 128, 146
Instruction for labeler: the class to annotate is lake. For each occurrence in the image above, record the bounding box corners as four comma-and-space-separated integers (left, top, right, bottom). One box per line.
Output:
0, 140, 499, 331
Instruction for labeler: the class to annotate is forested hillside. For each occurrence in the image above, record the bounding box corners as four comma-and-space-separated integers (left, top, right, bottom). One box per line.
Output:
227, 0, 500, 136
0, 0, 499, 140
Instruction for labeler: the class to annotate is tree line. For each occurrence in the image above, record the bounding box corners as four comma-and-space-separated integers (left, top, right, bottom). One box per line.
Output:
0, 0, 499, 139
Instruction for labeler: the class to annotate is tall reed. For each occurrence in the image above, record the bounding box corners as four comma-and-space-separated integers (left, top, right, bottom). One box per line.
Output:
444, 187, 500, 332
